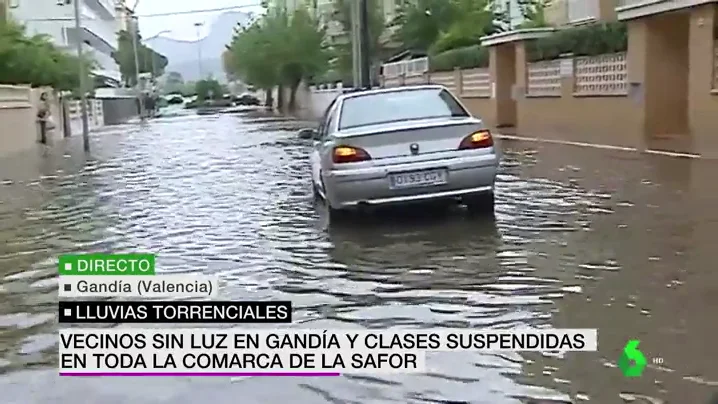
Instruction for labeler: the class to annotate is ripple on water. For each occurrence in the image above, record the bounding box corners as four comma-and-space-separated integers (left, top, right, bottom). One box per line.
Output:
0, 114, 690, 403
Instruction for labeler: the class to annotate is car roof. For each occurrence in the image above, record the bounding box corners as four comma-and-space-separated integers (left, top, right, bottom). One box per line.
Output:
337, 85, 448, 102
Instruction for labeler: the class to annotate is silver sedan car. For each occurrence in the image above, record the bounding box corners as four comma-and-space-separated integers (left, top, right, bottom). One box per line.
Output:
300, 85, 500, 219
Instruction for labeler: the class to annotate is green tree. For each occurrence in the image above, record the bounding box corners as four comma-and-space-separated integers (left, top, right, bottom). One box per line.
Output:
180, 81, 196, 97
392, 0, 457, 52
281, 8, 329, 109
112, 30, 168, 86
390, 0, 509, 55
0, 20, 95, 91
429, 0, 507, 54
221, 49, 237, 82
162, 71, 184, 94
195, 78, 223, 100
225, 7, 328, 110
227, 20, 279, 106
516, 0, 550, 28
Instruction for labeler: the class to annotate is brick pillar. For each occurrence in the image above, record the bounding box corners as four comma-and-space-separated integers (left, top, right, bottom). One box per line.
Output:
626, 18, 650, 150
688, 4, 718, 158
489, 44, 517, 128
559, 55, 575, 98
512, 41, 529, 129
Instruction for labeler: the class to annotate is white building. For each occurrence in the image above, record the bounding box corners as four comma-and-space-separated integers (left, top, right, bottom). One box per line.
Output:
8, 0, 122, 86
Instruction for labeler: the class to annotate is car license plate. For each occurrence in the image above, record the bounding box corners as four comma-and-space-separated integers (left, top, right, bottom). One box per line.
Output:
390, 169, 447, 189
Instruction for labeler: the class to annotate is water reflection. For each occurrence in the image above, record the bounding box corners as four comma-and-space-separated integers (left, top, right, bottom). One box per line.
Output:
0, 114, 715, 403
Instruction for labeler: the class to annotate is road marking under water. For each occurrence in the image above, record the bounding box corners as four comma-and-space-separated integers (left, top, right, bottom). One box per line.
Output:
494, 134, 703, 160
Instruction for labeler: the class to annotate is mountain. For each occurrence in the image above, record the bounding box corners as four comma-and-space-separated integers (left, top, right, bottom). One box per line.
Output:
147, 11, 254, 82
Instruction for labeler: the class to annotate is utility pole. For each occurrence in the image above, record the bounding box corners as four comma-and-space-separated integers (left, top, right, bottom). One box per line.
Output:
351, 0, 371, 89
131, 15, 145, 120
358, 0, 371, 89
194, 22, 203, 79
72, 0, 90, 152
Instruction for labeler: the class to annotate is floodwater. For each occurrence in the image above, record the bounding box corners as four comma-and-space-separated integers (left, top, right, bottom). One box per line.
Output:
0, 113, 716, 403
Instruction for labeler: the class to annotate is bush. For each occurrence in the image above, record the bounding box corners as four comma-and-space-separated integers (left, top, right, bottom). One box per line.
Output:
526, 21, 628, 62
429, 45, 489, 72
195, 78, 225, 100
0, 20, 93, 90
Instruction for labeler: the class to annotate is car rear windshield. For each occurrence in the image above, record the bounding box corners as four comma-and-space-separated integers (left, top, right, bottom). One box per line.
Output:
338, 88, 469, 130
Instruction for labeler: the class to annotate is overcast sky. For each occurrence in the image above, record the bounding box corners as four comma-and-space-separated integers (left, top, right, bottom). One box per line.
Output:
135, 0, 263, 41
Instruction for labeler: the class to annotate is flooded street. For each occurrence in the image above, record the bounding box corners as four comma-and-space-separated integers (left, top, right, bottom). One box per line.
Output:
0, 112, 716, 403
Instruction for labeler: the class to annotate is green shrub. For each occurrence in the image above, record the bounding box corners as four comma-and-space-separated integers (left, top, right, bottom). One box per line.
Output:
0, 20, 94, 90
429, 45, 489, 72
526, 21, 628, 62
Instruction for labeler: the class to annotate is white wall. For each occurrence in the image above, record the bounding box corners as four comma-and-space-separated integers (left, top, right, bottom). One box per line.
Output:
296, 83, 343, 120
9, 0, 120, 83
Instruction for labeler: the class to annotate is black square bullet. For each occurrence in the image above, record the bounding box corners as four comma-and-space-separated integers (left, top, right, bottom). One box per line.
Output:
63, 284, 72, 292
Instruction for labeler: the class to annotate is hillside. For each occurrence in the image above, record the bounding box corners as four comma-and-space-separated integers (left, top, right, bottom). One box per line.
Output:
147, 11, 254, 82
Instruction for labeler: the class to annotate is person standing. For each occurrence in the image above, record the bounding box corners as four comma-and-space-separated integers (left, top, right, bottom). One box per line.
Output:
37, 92, 54, 144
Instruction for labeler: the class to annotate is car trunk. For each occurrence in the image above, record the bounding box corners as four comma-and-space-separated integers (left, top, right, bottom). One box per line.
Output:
335, 118, 485, 161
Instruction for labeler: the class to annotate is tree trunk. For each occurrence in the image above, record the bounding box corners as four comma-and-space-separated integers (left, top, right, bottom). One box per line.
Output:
288, 82, 299, 113
264, 88, 274, 108
276, 84, 284, 111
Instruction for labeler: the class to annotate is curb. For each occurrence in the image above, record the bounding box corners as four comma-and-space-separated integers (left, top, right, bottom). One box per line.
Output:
494, 134, 704, 160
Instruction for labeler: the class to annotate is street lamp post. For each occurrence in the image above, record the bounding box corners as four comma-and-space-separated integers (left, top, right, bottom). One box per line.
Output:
71, 0, 90, 152
194, 22, 203, 79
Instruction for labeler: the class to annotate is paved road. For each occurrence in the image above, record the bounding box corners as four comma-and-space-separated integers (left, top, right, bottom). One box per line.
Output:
0, 112, 716, 403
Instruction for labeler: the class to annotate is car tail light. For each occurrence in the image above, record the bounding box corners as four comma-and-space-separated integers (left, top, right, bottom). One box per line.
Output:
459, 130, 493, 149
332, 146, 372, 163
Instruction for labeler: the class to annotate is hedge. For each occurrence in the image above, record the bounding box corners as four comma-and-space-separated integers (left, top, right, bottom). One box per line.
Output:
429, 45, 489, 72
526, 22, 628, 62
397, 21, 628, 73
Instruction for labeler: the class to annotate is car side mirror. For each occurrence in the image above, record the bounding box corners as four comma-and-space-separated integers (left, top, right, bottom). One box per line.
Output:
298, 128, 317, 139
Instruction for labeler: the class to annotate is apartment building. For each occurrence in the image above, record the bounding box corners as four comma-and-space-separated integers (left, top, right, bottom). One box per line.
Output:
8, 0, 122, 86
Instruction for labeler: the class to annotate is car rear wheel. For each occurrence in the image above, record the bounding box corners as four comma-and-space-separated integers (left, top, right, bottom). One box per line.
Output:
318, 176, 349, 223
464, 192, 495, 215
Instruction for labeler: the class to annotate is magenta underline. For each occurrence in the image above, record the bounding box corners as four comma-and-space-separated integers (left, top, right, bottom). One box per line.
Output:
59, 372, 341, 377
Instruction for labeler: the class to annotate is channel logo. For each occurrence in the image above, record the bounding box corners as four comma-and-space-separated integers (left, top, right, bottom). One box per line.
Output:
618, 339, 647, 377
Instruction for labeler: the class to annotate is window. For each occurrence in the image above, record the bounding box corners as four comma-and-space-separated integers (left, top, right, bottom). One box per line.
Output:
326, 107, 339, 135
568, 0, 598, 22
338, 88, 469, 130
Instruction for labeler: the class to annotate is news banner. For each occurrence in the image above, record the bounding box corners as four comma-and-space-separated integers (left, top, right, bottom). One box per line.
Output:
58, 254, 599, 376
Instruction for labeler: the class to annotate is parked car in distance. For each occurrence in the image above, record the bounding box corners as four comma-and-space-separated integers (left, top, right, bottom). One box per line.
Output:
234, 94, 261, 106
301, 85, 500, 220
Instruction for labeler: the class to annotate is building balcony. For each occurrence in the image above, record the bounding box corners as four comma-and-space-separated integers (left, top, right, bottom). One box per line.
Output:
57, 43, 120, 83
64, 17, 118, 55
616, 0, 717, 20
84, 0, 117, 20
